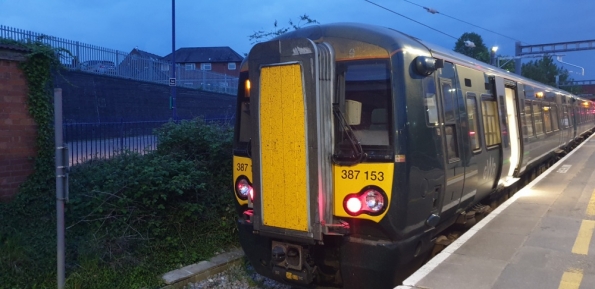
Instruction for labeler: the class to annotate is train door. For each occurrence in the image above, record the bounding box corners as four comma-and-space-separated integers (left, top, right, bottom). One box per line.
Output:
505, 83, 522, 179
247, 38, 335, 242
494, 77, 522, 186
437, 62, 465, 215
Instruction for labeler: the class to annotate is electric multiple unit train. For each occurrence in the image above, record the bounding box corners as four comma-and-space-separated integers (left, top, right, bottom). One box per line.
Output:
231, 23, 595, 288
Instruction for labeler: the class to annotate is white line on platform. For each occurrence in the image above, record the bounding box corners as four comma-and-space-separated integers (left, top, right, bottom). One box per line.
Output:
399, 133, 595, 289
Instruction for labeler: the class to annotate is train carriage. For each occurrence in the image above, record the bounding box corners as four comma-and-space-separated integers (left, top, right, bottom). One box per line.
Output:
232, 23, 595, 289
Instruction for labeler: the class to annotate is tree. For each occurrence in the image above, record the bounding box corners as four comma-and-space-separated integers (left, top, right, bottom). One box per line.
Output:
521, 55, 572, 88
248, 14, 318, 44
494, 55, 516, 73
454, 32, 490, 63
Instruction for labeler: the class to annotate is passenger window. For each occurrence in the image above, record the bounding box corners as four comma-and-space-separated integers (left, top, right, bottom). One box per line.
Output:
551, 106, 559, 131
562, 106, 569, 128
444, 125, 459, 161
481, 98, 501, 147
543, 105, 552, 133
442, 82, 456, 123
523, 100, 534, 137
466, 94, 480, 151
533, 102, 544, 135
423, 77, 439, 126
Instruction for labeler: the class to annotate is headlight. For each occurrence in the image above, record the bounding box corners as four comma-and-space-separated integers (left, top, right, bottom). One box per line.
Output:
235, 177, 252, 200
365, 189, 384, 212
343, 186, 387, 216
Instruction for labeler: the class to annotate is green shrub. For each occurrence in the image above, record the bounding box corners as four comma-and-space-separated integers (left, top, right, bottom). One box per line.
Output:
0, 119, 237, 288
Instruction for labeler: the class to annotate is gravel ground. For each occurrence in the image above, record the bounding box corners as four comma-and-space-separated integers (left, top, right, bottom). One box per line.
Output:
185, 263, 292, 289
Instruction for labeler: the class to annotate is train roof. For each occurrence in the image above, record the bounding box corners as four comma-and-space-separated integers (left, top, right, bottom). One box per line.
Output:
417, 39, 584, 100
259, 22, 590, 103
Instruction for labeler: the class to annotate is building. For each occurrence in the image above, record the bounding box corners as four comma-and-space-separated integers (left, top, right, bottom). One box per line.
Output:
162, 47, 243, 91
162, 47, 243, 76
118, 48, 169, 83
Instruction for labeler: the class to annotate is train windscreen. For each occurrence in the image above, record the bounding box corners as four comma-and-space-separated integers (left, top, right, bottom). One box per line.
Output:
334, 60, 393, 163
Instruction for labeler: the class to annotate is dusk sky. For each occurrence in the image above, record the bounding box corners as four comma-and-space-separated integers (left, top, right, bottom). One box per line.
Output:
1, 0, 593, 81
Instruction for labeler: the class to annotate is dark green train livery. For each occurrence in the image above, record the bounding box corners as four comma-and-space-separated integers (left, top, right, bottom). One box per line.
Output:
231, 23, 595, 288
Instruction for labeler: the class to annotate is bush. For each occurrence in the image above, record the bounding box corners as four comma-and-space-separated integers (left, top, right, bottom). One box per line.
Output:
0, 118, 237, 288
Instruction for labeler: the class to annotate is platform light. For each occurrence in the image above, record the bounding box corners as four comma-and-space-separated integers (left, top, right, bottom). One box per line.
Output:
535, 92, 544, 98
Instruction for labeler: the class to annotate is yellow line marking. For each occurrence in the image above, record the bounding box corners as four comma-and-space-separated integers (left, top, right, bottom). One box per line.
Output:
558, 268, 583, 289
587, 189, 595, 216
572, 220, 595, 255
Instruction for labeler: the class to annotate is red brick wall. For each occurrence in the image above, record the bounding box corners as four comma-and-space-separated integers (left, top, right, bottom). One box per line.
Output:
182, 62, 241, 77
0, 55, 36, 202
210, 62, 240, 77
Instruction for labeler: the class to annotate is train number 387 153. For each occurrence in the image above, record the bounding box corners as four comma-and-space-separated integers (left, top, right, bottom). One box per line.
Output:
340, 170, 384, 181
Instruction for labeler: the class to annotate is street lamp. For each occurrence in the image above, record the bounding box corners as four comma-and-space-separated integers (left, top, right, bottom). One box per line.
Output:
491, 46, 499, 66
171, 0, 177, 120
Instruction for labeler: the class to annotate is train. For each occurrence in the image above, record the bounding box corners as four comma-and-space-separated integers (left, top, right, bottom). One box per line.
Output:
231, 22, 595, 288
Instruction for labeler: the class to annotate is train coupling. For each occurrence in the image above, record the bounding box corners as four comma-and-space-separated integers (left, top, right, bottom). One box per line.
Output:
270, 241, 316, 285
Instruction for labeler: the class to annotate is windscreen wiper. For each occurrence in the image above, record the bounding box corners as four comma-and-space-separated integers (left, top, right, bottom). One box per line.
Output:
332, 104, 366, 166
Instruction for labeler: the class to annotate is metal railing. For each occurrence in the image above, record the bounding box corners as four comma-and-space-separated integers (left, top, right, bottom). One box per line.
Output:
63, 117, 234, 166
64, 120, 166, 165
1, 25, 238, 95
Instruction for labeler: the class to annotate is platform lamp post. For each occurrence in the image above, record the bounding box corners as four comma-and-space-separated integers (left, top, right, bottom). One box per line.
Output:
170, 0, 177, 120
491, 46, 499, 66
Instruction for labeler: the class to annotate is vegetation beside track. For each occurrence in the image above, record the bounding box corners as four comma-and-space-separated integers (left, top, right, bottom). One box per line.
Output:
0, 119, 238, 289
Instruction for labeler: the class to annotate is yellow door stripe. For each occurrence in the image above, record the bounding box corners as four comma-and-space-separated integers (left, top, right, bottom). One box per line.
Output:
571, 220, 595, 255
587, 189, 595, 216
259, 64, 309, 232
558, 268, 583, 289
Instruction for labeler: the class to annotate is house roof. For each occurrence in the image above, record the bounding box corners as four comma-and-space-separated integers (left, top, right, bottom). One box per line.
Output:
130, 48, 162, 60
162, 47, 243, 63
0, 43, 31, 52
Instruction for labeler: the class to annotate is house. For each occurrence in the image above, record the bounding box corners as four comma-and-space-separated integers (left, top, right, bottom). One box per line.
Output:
162, 47, 243, 91
118, 48, 169, 83
162, 47, 243, 77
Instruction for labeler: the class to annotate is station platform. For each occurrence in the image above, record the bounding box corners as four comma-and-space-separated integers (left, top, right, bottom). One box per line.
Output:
397, 134, 595, 289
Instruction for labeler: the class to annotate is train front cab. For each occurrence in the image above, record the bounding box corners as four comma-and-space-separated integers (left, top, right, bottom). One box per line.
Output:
231, 25, 444, 288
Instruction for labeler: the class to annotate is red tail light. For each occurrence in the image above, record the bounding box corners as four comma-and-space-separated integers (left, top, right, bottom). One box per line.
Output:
346, 197, 362, 214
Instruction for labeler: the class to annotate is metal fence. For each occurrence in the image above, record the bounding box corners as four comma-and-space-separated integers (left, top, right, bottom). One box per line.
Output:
63, 117, 234, 166
0, 25, 238, 95
64, 120, 166, 165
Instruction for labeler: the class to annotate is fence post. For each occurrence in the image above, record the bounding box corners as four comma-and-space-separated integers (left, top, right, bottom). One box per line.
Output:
54, 88, 68, 289
75, 42, 80, 70
120, 118, 124, 151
